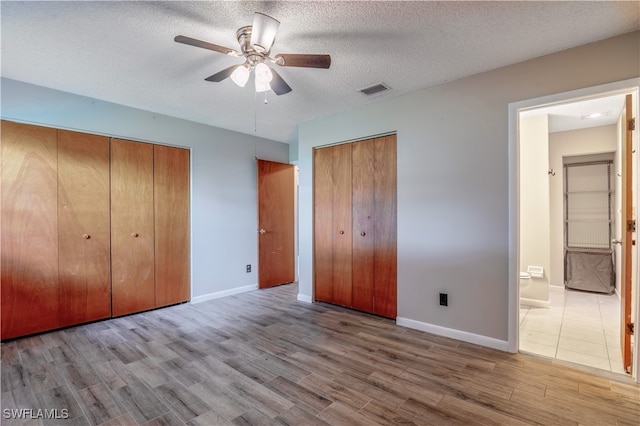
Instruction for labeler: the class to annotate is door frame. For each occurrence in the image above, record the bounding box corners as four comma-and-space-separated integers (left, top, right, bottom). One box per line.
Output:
508, 78, 640, 382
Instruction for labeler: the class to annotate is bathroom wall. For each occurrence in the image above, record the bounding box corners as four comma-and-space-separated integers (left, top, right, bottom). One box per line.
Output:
548, 125, 617, 288
520, 115, 551, 304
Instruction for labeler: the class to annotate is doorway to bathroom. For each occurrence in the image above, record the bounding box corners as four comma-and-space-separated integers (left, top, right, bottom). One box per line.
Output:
513, 81, 638, 378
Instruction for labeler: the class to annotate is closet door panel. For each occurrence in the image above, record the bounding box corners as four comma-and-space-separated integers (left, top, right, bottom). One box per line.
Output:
154, 145, 190, 307
58, 130, 111, 327
111, 139, 155, 316
352, 139, 375, 313
331, 143, 353, 307
1, 121, 59, 339
373, 135, 397, 318
313, 147, 334, 303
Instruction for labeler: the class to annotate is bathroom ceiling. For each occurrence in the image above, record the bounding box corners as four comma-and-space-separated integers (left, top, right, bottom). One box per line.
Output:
521, 94, 628, 133
1, 1, 639, 144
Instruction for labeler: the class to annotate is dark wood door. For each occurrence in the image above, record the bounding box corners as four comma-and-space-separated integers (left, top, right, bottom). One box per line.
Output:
155, 145, 191, 306
620, 94, 634, 373
314, 148, 334, 303
257, 159, 295, 288
1, 121, 59, 339
111, 138, 155, 316
352, 139, 376, 313
314, 144, 353, 305
330, 144, 353, 307
58, 130, 111, 326
372, 135, 397, 318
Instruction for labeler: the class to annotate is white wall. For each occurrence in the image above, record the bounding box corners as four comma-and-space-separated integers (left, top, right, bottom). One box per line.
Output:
549, 125, 617, 288
297, 31, 640, 346
0, 78, 289, 300
520, 115, 550, 303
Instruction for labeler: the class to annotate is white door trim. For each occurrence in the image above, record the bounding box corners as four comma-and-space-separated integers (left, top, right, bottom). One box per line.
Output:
508, 78, 640, 382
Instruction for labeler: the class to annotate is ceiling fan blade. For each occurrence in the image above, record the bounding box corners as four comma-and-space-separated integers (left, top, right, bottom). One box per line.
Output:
250, 12, 280, 53
274, 54, 331, 69
174, 35, 241, 57
205, 65, 238, 82
269, 68, 292, 95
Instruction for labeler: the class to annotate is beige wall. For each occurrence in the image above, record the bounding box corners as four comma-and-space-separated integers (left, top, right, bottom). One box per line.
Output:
520, 115, 551, 302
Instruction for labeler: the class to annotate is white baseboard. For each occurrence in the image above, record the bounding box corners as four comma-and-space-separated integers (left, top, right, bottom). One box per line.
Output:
297, 293, 312, 303
549, 284, 565, 291
396, 317, 510, 352
190, 284, 257, 304
519, 297, 551, 308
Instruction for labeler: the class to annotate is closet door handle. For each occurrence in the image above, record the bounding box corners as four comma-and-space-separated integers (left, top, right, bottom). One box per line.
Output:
339, 230, 344, 235
82, 234, 90, 240
132, 232, 139, 238
360, 232, 366, 237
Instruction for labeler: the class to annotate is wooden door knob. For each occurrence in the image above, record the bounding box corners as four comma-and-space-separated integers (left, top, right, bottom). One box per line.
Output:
339, 230, 344, 235
360, 232, 366, 236
82, 234, 90, 239
132, 233, 139, 238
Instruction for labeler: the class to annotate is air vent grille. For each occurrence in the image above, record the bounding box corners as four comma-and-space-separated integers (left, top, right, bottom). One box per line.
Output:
358, 82, 390, 96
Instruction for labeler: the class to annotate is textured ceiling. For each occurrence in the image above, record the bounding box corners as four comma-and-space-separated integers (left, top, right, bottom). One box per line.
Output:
1, 1, 639, 144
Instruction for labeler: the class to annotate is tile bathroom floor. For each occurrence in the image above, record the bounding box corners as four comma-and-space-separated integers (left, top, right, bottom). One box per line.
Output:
520, 287, 627, 374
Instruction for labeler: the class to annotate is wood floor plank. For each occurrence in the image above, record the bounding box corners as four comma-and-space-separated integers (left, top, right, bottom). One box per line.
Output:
155, 380, 211, 423
76, 383, 125, 425
263, 375, 332, 415
188, 381, 251, 421
1, 282, 638, 426
317, 401, 381, 426
297, 373, 371, 411
358, 400, 421, 426
33, 385, 85, 422
226, 380, 295, 418
113, 380, 170, 423
275, 405, 331, 426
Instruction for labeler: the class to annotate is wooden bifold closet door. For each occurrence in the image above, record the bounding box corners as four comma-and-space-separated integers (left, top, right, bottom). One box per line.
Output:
154, 144, 190, 307
58, 130, 111, 327
314, 135, 397, 318
314, 143, 353, 307
110, 138, 156, 316
1, 122, 59, 339
1, 121, 191, 339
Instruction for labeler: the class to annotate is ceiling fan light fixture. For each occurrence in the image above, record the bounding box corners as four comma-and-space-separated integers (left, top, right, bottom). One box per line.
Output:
255, 80, 271, 93
254, 62, 273, 84
251, 12, 280, 53
230, 64, 250, 87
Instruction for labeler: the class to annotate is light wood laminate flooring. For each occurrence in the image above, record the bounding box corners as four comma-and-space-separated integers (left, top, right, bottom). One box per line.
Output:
2, 283, 639, 425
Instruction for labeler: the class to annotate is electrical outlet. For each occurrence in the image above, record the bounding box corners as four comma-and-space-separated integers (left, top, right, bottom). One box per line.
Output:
439, 293, 448, 306
246, 264, 251, 273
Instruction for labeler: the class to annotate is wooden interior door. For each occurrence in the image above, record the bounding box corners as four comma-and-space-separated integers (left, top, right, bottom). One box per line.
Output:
257, 159, 295, 288
621, 94, 634, 373
1, 121, 59, 339
352, 139, 376, 313
155, 145, 191, 306
330, 144, 353, 307
58, 130, 111, 326
373, 135, 397, 318
111, 138, 155, 316
314, 148, 334, 302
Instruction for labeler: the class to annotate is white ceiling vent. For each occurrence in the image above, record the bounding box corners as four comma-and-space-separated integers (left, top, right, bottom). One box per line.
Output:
358, 82, 390, 96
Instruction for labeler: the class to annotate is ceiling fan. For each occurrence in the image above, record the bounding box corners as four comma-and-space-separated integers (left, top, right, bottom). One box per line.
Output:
175, 12, 331, 95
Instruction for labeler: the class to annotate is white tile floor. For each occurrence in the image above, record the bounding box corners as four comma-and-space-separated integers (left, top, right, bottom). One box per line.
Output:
519, 287, 627, 374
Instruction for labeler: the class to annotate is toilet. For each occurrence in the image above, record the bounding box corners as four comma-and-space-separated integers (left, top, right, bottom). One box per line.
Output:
520, 271, 531, 288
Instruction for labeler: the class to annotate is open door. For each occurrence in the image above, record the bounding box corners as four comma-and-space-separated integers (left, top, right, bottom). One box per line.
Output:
257, 159, 295, 289
621, 93, 635, 374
